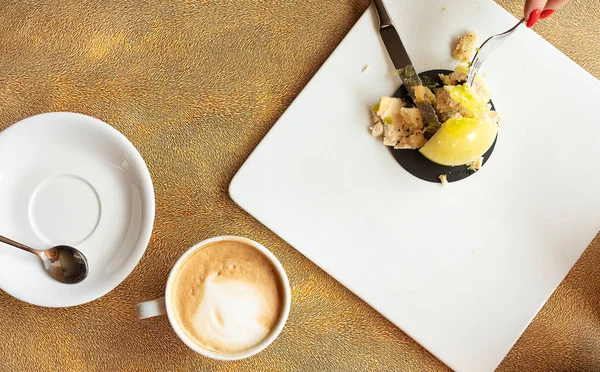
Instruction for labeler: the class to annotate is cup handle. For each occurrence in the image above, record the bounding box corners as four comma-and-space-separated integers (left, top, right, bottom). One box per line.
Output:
135, 297, 167, 319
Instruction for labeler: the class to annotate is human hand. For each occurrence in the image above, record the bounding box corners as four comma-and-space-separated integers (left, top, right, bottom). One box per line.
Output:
524, 0, 570, 27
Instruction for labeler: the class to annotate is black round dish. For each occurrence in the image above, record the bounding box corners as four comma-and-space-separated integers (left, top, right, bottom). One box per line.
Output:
390, 69, 497, 183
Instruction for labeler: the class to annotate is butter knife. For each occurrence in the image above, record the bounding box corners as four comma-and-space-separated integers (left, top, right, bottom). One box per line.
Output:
372, 0, 441, 129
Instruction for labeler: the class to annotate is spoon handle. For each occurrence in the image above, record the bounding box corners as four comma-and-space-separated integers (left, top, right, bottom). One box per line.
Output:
0, 235, 39, 255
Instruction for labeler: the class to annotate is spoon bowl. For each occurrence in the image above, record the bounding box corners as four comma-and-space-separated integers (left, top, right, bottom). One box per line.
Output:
40, 245, 88, 284
0, 235, 89, 284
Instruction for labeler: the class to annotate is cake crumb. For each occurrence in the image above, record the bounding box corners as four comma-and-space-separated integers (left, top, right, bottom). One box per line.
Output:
467, 156, 484, 171
362, 65, 370, 73
439, 174, 448, 186
414, 85, 435, 103
453, 31, 478, 62
369, 122, 384, 137
371, 97, 426, 150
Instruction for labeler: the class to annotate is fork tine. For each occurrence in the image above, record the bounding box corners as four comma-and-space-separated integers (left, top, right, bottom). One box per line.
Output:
466, 18, 525, 86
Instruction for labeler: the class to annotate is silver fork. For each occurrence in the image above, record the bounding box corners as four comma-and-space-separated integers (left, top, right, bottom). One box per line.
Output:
466, 18, 525, 86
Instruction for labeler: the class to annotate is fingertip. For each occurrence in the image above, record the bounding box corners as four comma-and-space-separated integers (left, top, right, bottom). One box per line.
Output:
526, 8, 542, 27
540, 9, 555, 19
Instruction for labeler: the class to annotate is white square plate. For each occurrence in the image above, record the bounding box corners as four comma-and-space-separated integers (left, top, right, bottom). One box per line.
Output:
230, 1, 600, 371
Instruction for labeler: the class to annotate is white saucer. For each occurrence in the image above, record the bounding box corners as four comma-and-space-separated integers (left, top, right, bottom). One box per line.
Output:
0, 112, 155, 307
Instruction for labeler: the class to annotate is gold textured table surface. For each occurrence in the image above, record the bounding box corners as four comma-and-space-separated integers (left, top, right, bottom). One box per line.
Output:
0, 0, 599, 371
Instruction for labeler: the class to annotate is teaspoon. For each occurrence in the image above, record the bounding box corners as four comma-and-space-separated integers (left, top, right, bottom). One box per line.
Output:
0, 234, 88, 284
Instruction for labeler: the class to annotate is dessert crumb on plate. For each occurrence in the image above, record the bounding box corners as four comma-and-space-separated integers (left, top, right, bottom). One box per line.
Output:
370, 96, 427, 149
453, 31, 477, 62
439, 174, 448, 186
467, 156, 484, 171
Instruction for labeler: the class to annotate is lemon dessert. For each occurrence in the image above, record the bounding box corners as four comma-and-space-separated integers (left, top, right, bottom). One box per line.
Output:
369, 64, 501, 176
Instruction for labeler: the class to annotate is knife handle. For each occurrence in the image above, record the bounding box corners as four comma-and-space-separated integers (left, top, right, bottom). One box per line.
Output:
372, 0, 393, 28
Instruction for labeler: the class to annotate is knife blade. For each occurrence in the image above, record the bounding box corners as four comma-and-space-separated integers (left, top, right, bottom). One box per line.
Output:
372, 0, 441, 131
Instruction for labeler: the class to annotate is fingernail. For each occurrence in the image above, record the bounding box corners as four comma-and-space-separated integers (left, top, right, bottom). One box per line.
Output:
526, 8, 542, 27
540, 9, 555, 19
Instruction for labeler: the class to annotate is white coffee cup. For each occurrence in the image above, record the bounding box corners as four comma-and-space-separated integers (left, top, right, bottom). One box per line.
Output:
135, 236, 291, 360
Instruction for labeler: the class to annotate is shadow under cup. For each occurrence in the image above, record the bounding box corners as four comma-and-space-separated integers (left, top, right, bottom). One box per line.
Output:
164, 236, 291, 360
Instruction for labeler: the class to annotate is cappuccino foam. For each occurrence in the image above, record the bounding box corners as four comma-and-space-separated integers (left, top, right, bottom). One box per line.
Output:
171, 240, 283, 354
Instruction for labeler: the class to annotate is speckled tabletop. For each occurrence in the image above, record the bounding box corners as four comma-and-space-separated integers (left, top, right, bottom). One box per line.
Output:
0, 0, 599, 371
